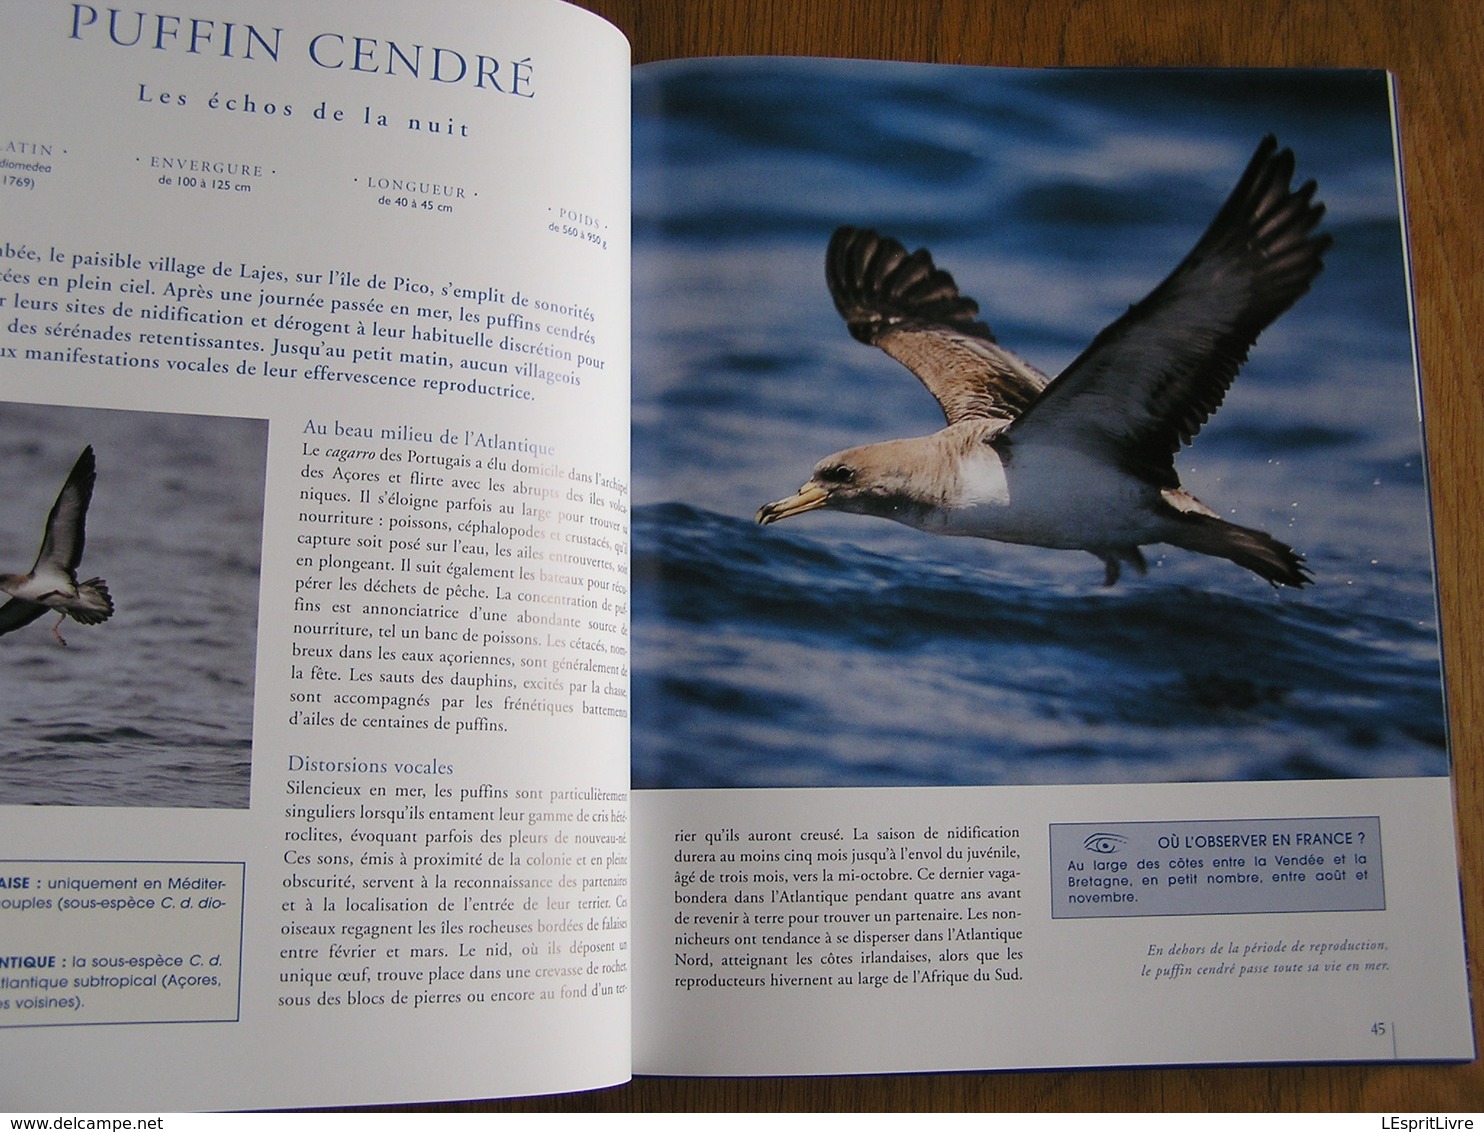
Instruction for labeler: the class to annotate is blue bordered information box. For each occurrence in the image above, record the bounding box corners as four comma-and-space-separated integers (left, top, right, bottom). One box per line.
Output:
0, 859, 245, 1027
1049, 817, 1384, 919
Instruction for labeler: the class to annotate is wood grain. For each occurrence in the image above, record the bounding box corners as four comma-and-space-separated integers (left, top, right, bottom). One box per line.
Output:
457, 0, 1484, 1112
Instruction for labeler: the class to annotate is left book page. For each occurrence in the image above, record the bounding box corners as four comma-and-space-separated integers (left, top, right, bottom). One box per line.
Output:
0, 0, 631, 1111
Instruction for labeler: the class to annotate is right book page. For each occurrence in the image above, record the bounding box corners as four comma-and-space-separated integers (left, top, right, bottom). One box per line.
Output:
626, 60, 1472, 1074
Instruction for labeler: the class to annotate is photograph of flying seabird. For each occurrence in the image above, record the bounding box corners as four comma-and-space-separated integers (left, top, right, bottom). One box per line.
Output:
0, 445, 114, 644
630, 63, 1446, 789
756, 137, 1324, 588
0, 401, 267, 808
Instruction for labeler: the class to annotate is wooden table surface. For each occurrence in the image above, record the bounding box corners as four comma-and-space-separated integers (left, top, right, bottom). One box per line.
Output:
477, 0, 1483, 1112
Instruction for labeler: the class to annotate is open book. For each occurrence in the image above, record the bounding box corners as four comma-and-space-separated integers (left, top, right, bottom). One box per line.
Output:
0, 0, 1470, 1110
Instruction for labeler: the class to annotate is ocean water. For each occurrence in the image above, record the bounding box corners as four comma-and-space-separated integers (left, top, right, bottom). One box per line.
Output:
629, 62, 1447, 788
0, 402, 266, 808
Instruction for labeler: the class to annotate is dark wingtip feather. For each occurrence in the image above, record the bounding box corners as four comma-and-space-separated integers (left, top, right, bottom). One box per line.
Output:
826, 226, 994, 344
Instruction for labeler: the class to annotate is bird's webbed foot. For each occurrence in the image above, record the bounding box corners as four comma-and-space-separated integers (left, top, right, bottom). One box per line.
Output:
1099, 547, 1148, 587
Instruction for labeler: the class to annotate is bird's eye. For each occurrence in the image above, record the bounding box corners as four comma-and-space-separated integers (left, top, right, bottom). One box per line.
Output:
818, 464, 855, 484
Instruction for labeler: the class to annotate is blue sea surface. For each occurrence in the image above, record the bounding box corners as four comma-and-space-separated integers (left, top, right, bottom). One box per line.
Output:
0, 402, 266, 808
630, 62, 1446, 788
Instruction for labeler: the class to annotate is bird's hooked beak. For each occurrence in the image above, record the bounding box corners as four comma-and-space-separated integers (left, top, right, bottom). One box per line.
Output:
756, 482, 830, 525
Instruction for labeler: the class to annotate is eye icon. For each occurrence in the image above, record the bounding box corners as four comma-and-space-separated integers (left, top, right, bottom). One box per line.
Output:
1082, 833, 1128, 855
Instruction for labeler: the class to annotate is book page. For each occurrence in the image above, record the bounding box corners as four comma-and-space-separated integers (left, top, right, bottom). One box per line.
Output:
0, 0, 631, 1110
628, 59, 1472, 1073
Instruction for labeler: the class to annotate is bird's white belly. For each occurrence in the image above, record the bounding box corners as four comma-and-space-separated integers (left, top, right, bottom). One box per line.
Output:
5, 569, 74, 606
928, 445, 1164, 550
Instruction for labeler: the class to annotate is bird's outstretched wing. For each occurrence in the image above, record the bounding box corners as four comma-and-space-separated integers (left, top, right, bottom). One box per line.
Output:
826, 226, 1049, 425
33, 445, 95, 573
1006, 135, 1330, 487
0, 597, 47, 637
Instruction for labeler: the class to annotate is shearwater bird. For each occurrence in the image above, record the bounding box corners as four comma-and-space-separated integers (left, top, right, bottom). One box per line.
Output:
756, 135, 1328, 587
0, 445, 113, 644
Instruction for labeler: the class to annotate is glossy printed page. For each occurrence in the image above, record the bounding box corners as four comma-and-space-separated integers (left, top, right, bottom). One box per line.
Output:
628, 58, 1470, 1074
0, 0, 631, 1110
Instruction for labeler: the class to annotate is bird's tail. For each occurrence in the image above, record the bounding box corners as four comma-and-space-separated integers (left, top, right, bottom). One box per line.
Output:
71, 578, 114, 624
1166, 514, 1312, 587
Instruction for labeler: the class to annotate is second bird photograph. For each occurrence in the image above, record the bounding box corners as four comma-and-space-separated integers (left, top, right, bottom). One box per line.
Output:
628, 62, 1444, 791
0, 402, 268, 808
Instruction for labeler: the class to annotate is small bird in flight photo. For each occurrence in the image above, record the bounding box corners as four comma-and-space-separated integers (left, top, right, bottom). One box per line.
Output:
0, 445, 114, 644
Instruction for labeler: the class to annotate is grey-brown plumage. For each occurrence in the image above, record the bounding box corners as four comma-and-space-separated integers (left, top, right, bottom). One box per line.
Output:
757, 135, 1328, 587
